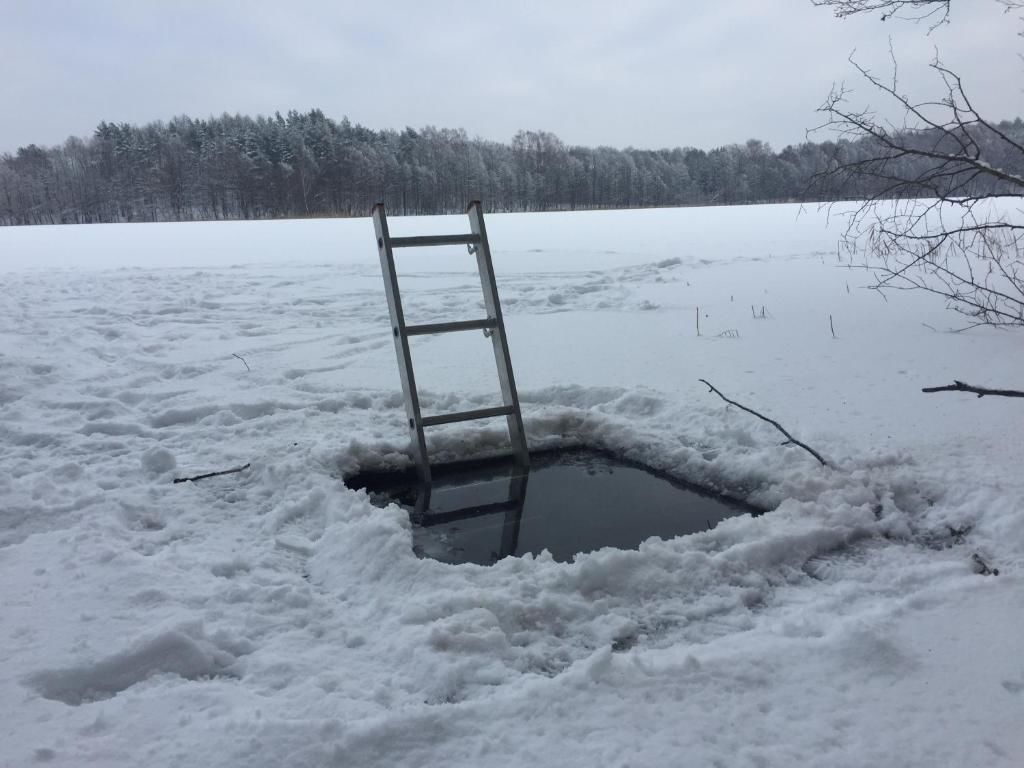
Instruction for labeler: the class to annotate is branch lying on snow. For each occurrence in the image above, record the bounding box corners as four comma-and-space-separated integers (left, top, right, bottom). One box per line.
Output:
173, 463, 251, 484
921, 380, 1024, 399
971, 553, 999, 577
698, 379, 829, 467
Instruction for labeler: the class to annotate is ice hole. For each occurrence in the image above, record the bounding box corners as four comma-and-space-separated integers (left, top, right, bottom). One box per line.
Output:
346, 449, 762, 565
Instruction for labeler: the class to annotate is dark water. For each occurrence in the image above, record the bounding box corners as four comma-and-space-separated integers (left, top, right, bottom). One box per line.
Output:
347, 449, 759, 565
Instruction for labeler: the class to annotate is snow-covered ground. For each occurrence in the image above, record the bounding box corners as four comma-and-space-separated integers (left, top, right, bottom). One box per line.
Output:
1, 204, 1022, 767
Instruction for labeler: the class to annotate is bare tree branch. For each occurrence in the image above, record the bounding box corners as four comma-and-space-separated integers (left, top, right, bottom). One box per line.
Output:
698, 379, 829, 466
173, 463, 252, 484
921, 380, 1024, 397
810, 43, 1024, 327
811, 0, 951, 26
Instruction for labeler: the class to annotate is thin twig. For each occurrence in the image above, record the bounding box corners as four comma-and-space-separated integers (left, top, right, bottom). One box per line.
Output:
173, 463, 252, 484
232, 353, 251, 372
698, 379, 829, 466
971, 553, 1000, 576
921, 380, 1024, 398
830, 314, 836, 338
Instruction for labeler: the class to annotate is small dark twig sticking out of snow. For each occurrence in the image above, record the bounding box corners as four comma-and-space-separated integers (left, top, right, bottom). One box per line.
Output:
971, 553, 999, 576
232, 353, 251, 372
830, 314, 836, 339
174, 463, 251, 484
921, 380, 1024, 399
698, 379, 829, 467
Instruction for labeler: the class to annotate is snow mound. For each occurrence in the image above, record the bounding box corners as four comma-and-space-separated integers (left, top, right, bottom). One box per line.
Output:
26, 623, 239, 705
140, 446, 177, 475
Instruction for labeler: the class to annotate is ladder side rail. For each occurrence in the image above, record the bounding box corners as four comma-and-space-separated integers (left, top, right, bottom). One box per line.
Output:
498, 472, 529, 560
372, 203, 431, 483
466, 201, 530, 467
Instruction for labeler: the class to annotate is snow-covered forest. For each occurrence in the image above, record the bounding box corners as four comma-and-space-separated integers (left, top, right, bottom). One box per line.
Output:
3, 109, 1022, 225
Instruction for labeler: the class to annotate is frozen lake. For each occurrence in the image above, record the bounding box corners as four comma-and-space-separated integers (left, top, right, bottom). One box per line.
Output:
1, 204, 1022, 767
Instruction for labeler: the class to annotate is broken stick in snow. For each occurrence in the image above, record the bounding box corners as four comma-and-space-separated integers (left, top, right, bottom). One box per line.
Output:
698, 379, 828, 466
173, 463, 251, 484
971, 553, 999, 577
921, 380, 1024, 399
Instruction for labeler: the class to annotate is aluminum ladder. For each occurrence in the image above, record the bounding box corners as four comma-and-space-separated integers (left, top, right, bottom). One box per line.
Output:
372, 201, 529, 483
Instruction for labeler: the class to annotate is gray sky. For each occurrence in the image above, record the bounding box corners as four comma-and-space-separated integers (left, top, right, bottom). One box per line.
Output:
1, 0, 1021, 153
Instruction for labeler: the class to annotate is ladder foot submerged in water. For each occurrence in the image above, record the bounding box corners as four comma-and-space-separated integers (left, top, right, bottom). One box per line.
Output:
371, 201, 529, 483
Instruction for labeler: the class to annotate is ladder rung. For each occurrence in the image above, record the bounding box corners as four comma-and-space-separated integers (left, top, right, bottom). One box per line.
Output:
417, 498, 524, 527
421, 405, 515, 428
390, 234, 481, 248
405, 318, 497, 336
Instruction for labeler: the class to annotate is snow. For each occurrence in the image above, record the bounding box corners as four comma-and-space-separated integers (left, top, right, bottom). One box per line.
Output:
1, 203, 1023, 767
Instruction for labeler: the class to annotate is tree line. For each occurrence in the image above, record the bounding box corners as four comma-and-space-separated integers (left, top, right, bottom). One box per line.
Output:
1, 108, 1022, 225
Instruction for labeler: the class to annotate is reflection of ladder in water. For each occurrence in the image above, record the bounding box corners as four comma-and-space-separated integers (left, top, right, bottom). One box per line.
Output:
372, 201, 529, 483
413, 468, 530, 564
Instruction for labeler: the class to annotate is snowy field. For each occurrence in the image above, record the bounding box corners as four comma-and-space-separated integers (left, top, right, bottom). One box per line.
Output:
1, 204, 1022, 767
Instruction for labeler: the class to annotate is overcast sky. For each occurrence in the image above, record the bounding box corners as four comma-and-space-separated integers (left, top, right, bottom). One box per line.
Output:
1, 0, 1021, 154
